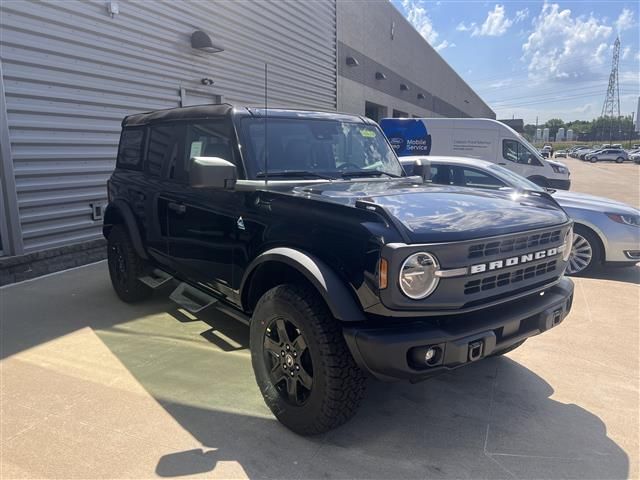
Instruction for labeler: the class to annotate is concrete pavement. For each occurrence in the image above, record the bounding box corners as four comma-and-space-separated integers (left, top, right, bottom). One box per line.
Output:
2, 266, 638, 479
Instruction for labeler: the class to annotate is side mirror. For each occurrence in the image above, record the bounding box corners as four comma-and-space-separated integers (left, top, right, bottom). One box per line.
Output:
411, 158, 431, 182
189, 157, 237, 189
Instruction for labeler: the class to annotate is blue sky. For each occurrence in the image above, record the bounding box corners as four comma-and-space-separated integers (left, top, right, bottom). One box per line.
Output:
392, 1, 640, 124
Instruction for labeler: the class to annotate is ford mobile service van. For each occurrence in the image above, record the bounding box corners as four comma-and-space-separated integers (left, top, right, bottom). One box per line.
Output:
380, 118, 571, 190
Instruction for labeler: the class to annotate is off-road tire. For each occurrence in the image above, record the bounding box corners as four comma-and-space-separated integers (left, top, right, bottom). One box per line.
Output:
250, 284, 367, 435
489, 339, 526, 357
107, 225, 152, 303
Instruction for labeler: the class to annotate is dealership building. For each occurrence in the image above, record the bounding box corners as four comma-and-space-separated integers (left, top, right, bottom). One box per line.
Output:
0, 0, 494, 283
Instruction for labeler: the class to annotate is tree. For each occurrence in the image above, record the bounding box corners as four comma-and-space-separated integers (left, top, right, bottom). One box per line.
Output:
544, 118, 565, 139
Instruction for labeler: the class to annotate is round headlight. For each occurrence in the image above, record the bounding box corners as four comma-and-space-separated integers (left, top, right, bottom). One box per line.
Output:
562, 226, 573, 262
399, 252, 440, 300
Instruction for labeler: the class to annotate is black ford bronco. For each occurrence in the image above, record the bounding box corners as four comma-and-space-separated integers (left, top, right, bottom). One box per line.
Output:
104, 104, 575, 435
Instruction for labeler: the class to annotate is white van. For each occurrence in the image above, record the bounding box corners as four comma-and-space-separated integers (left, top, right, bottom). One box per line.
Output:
379, 118, 571, 190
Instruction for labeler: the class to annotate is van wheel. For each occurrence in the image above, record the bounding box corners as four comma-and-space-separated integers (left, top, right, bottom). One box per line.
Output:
566, 225, 602, 276
107, 225, 152, 303
615, 157, 624, 163
250, 284, 366, 435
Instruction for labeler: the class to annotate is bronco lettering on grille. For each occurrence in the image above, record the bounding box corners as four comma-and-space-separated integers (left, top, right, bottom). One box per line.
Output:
469, 246, 565, 275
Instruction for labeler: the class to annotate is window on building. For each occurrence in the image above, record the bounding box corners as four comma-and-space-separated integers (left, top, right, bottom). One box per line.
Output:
392, 109, 408, 118
364, 101, 387, 122
116, 128, 145, 170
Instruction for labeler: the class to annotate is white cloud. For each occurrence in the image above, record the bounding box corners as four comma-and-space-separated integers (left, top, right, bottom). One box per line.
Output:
489, 78, 513, 88
472, 4, 513, 37
571, 103, 593, 115
522, 3, 614, 82
456, 21, 475, 32
435, 40, 456, 51
401, 0, 455, 51
515, 8, 529, 23
458, 5, 514, 37
401, 0, 439, 45
622, 46, 632, 60
615, 8, 635, 32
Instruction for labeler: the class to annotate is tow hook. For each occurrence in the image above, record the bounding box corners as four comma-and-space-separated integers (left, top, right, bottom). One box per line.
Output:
468, 340, 484, 362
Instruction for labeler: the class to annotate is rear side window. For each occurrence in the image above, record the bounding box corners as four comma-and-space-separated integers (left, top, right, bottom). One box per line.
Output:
458, 167, 505, 188
146, 124, 183, 177
117, 128, 144, 170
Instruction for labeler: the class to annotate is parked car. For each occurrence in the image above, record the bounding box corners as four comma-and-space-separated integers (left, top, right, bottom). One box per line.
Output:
400, 155, 640, 276
570, 147, 589, 159
579, 149, 596, 160
585, 148, 629, 163
104, 105, 575, 434
555, 150, 567, 158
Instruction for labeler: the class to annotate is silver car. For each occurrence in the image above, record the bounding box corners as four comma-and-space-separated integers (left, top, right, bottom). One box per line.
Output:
401, 155, 640, 276
585, 148, 629, 163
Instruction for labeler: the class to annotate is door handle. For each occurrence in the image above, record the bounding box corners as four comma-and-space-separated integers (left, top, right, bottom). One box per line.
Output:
498, 162, 506, 165
168, 202, 186, 214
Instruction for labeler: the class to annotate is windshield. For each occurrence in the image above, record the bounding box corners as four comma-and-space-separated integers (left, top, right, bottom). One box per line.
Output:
488, 164, 545, 192
238, 118, 404, 179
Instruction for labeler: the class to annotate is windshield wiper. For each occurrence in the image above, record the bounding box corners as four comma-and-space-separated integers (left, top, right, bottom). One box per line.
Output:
256, 170, 335, 180
340, 170, 400, 178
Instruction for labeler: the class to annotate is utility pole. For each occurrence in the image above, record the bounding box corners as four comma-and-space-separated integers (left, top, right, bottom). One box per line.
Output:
601, 37, 621, 143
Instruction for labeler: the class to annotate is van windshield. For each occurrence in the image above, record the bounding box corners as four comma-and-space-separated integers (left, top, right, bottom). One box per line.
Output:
238, 118, 404, 180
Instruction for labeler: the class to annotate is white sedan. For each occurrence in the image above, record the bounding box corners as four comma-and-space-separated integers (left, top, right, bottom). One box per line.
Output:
401, 155, 640, 276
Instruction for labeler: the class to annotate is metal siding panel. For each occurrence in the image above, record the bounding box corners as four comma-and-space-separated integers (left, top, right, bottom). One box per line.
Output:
0, 0, 336, 252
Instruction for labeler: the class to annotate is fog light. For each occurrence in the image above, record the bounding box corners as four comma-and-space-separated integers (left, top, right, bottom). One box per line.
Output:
424, 348, 436, 362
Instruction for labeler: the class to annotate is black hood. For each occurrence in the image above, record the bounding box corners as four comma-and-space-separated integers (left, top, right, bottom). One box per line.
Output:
289, 180, 569, 243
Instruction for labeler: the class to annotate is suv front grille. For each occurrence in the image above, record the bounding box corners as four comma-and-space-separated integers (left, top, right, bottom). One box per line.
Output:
464, 260, 558, 295
468, 230, 561, 259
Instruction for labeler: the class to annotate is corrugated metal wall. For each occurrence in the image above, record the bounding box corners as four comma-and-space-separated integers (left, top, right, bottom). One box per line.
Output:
0, 0, 337, 254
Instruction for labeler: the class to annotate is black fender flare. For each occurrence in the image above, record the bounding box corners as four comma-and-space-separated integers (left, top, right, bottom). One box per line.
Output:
103, 200, 149, 259
240, 247, 366, 322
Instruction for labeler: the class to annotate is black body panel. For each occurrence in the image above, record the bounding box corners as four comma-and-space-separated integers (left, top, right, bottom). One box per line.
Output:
105, 105, 575, 381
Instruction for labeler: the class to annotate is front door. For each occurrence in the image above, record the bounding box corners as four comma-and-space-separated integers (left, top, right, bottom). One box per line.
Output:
162, 119, 242, 298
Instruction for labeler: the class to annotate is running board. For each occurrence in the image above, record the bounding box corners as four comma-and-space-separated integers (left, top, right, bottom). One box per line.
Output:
139, 269, 174, 289
169, 282, 218, 313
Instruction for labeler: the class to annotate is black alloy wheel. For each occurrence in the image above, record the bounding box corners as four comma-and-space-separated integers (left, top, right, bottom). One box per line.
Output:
263, 316, 314, 406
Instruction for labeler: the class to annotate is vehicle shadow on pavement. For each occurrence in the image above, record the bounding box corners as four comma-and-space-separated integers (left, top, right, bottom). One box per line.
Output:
583, 265, 640, 285
142, 307, 629, 479
0, 264, 630, 479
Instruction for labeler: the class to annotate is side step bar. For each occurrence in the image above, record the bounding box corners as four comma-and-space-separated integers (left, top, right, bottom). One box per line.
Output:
170, 282, 218, 313
139, 269, 174, 289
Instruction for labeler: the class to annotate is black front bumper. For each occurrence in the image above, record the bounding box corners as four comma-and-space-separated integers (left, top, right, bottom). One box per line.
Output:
343, 277, 574, 382
547, 178, 571, 190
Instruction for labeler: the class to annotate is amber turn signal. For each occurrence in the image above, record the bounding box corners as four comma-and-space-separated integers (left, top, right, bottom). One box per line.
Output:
379, 258, 388, 289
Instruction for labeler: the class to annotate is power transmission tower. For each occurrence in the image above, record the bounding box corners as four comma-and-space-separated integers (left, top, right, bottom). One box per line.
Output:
601, 37, 621, 141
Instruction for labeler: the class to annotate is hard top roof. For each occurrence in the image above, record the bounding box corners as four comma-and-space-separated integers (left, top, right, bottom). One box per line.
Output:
122, 104, 373, 127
